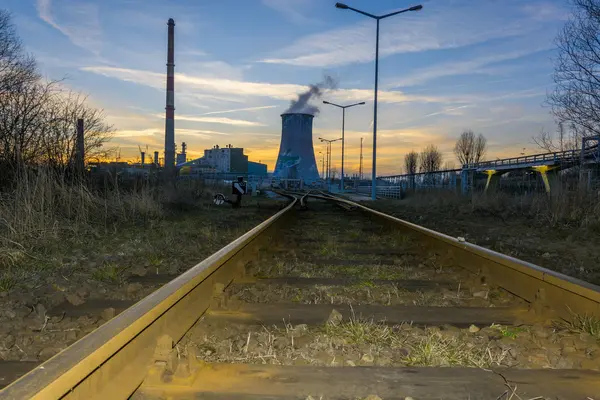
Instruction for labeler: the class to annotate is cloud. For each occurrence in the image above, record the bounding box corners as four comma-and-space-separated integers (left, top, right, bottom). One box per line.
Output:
260, 0, 563, 67
81, 66, 439, 104
36, 0, 104, 54
114, 129, 160, 138
262, 0, 316, 25
200, 105, 277, 116
174, 115, 266, 127
387, 48, 553, 88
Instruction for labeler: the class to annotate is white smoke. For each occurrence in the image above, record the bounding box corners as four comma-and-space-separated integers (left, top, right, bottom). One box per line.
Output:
285, 75, 338, 115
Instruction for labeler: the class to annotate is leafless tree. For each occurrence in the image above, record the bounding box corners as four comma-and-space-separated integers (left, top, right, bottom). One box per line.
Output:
532, 122, 584, 152
547, 0, 600, 135
0, 10, 37, 94
42, 91, 115, 173
404, 151, 418, 175
454, 129, 487, 166
419, 144, 443, 173
0, 10, 115, 185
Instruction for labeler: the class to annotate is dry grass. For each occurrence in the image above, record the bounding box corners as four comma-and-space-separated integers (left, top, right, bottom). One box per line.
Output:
560, 312, 600, 339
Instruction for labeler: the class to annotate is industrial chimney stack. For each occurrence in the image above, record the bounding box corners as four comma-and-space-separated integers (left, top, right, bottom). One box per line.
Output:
164, 18, 176, 174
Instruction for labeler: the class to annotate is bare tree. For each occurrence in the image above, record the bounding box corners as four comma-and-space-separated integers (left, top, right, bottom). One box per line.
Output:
0, 10, 37, 94
533, 122, 584, 152
454, 130, 487, 166
42, 91, 115, 173
404, 151, 418, 175
0, 10, 115, 185
419, 144, 443, 173
547, 0, 600, 135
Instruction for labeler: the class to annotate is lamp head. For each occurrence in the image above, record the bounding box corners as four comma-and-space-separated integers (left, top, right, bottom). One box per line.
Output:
323, 101, 330, 104
359, 102, 366, 105
409, 5, 423, 11
335, 3, 349, 9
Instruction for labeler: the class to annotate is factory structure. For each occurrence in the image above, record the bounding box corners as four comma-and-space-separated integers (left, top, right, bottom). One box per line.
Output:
177, 144, 268, 177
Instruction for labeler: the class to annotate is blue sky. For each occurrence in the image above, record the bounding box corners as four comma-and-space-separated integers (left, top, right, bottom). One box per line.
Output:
4, 0, 570, 174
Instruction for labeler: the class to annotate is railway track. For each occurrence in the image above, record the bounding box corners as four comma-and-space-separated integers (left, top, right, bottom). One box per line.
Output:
2, 193, 600, 399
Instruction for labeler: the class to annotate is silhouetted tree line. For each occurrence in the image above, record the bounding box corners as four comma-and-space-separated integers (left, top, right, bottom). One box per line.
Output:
0, 10, 114, 188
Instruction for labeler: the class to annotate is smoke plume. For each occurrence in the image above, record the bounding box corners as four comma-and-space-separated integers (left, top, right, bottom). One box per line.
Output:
285, 75, 337, 115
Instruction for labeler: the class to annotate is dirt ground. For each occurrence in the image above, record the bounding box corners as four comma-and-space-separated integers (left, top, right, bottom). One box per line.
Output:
367, 195, 600, 286
0, 197, 283, 363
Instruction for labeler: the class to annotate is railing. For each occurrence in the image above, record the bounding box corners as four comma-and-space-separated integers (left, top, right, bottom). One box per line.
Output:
357, 185, 402, 199
463, 149, 580, 170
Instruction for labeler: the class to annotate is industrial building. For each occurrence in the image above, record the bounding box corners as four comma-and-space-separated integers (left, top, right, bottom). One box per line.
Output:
177, 145, 267, 177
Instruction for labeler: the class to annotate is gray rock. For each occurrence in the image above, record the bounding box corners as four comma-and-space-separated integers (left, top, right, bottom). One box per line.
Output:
345, 360, 356, 367
2, 334, 15, 349
327, 309, 343, 325
562, 345, 577, 354
472, 290, 488, 299
130, 266, 147, 277
361, 353, 374, 363
66, 293, 85, 306
75, 287, 89, 299
468, 324, 480, 333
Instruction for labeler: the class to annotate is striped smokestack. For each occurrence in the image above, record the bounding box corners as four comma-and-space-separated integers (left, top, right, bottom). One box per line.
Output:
164, 18, 175, 174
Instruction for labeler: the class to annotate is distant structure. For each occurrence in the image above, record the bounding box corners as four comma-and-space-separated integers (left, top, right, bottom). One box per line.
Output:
176, 141, 187, 165
359, 137, 364, 180
154, 151, 159, 166
164, 18, 176, 175
178, 145, 267, 177
273, 113, 320, 184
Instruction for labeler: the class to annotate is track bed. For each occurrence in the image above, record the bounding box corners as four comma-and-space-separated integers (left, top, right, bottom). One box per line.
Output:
135, 199, 600, 399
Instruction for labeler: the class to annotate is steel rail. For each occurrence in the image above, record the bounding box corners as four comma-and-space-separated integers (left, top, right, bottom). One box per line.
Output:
308, 193, 600, 319
0, 196, 298, 400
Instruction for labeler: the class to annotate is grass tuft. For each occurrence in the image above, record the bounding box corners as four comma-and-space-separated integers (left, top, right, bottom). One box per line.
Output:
560, 313, 600, 339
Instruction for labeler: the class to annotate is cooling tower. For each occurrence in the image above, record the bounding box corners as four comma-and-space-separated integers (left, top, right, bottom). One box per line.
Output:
273, 113, 320, 184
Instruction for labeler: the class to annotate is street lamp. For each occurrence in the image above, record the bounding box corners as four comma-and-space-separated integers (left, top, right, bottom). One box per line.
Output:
319, 137, 342, 189
323, 100, 365, 192
335, 2, 423, 200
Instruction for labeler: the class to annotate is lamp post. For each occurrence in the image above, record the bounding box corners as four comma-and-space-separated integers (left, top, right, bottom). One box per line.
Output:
323, 100, 365, 192
319, 137, 342, 190
335, 2, 423, 200
318, 151, 325, 179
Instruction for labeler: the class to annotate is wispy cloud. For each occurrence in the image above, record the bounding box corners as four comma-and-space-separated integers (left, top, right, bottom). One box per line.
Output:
262, 0, 317, 25
260, 0, 564, 67
174, 115, 266, 127
387, 47, 553, 88
36, 0, 104, 55
81, 66, 440, 104
200, 105, 277, 116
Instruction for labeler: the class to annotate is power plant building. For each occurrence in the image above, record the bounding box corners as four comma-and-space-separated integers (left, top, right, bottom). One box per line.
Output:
273, 113, 320, 184
178, 145, 267, 176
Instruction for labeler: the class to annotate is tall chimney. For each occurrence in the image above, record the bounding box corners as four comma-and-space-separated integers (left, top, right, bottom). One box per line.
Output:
164, 18, 176, 174
75, 118, 85, 176
154, 151, 159, 166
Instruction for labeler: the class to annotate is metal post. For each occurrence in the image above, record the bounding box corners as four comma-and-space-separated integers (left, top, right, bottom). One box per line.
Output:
341, 107, 345, 192
371, 19, 380, 201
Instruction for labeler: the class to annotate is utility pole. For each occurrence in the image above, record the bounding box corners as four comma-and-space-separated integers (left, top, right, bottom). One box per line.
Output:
359, 137, 364, 180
